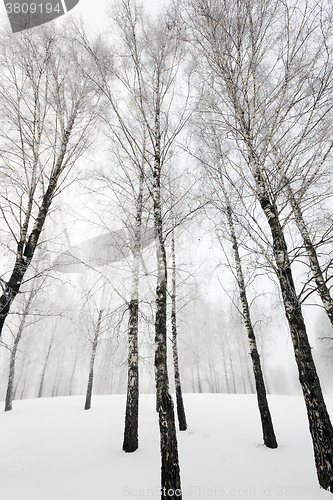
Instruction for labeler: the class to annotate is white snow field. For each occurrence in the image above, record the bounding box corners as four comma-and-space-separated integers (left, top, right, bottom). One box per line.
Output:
0, 393, 333, 500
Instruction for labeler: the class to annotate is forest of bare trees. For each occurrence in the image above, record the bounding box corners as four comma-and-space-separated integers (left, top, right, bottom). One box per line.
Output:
1, 0, 333, 498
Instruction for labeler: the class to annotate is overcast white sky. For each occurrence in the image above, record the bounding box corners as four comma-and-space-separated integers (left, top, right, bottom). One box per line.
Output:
72, 0, 166, 30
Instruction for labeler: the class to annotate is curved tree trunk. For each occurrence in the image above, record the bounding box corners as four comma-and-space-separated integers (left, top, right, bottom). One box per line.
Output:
171, 227, 187, 431
219, 166, 277, 448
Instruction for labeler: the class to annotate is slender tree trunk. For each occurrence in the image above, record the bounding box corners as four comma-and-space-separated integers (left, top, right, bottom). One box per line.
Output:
220, 336, 231, 393
225, 333, 236, 393
191, 366, 195, 392
250, 147, 333, 488
123, 169, 143, 452
153, 98, 182, 499
52, 349, 65, 398
123, 298, 139, 449
84, 309, 103, 410
5, 318, 26, 411
219, 167, 277, 448
19, 355, 31, 400
69, 351, 79, 396
5, 284, 36, 411
171, 227, 187, 431
208, 356, 216, 393
205, 325, 217, 392
6, 327, 24, 411
38, 333, 54, 399
52, 366, 59, 397
196, 353, 202, 393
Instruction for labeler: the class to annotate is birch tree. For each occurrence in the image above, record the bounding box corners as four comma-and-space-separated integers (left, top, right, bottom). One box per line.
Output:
188, 120, 277, 444
38, 330, 54, 398
186, 0, 333, 491
84, 308, 104, 410
216, 158, 277, 448
82, 1, 192, 494
76, 13, 151, 452
124, 9, 185, 495
123, 167, 145, 451
0, 22, 100, 338
112, 1, 191, 494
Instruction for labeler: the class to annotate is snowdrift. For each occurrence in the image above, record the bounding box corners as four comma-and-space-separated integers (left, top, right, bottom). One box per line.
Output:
0, 393, 332, 500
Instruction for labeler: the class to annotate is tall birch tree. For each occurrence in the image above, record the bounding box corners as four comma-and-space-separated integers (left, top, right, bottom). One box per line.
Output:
0, 22, 100, 338
186, 0, 333, 491
82, 2, 192, 495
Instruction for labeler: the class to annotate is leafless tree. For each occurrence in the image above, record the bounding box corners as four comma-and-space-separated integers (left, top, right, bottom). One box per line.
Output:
84, 308, 104, 410
80, 1, 194, 494
187, 119, 277, 445
216, 157, 277, 448
185, 0, 333, 491
0, 21, 101, 338
38, 329, 55, 398
113, 4, 186, 493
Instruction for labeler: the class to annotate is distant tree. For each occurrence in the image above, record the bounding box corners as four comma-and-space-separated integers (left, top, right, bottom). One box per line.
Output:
84, 308, 104, 410
38, 330, 55, 399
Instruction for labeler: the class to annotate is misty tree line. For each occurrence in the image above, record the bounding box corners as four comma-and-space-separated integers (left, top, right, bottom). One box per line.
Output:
1, 0, 333, 497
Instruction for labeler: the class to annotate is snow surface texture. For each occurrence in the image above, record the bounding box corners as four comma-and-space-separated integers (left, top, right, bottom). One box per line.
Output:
0, 394, 332, 500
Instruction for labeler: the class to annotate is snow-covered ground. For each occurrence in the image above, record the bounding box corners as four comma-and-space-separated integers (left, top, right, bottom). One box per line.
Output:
0, 393, 332, 500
